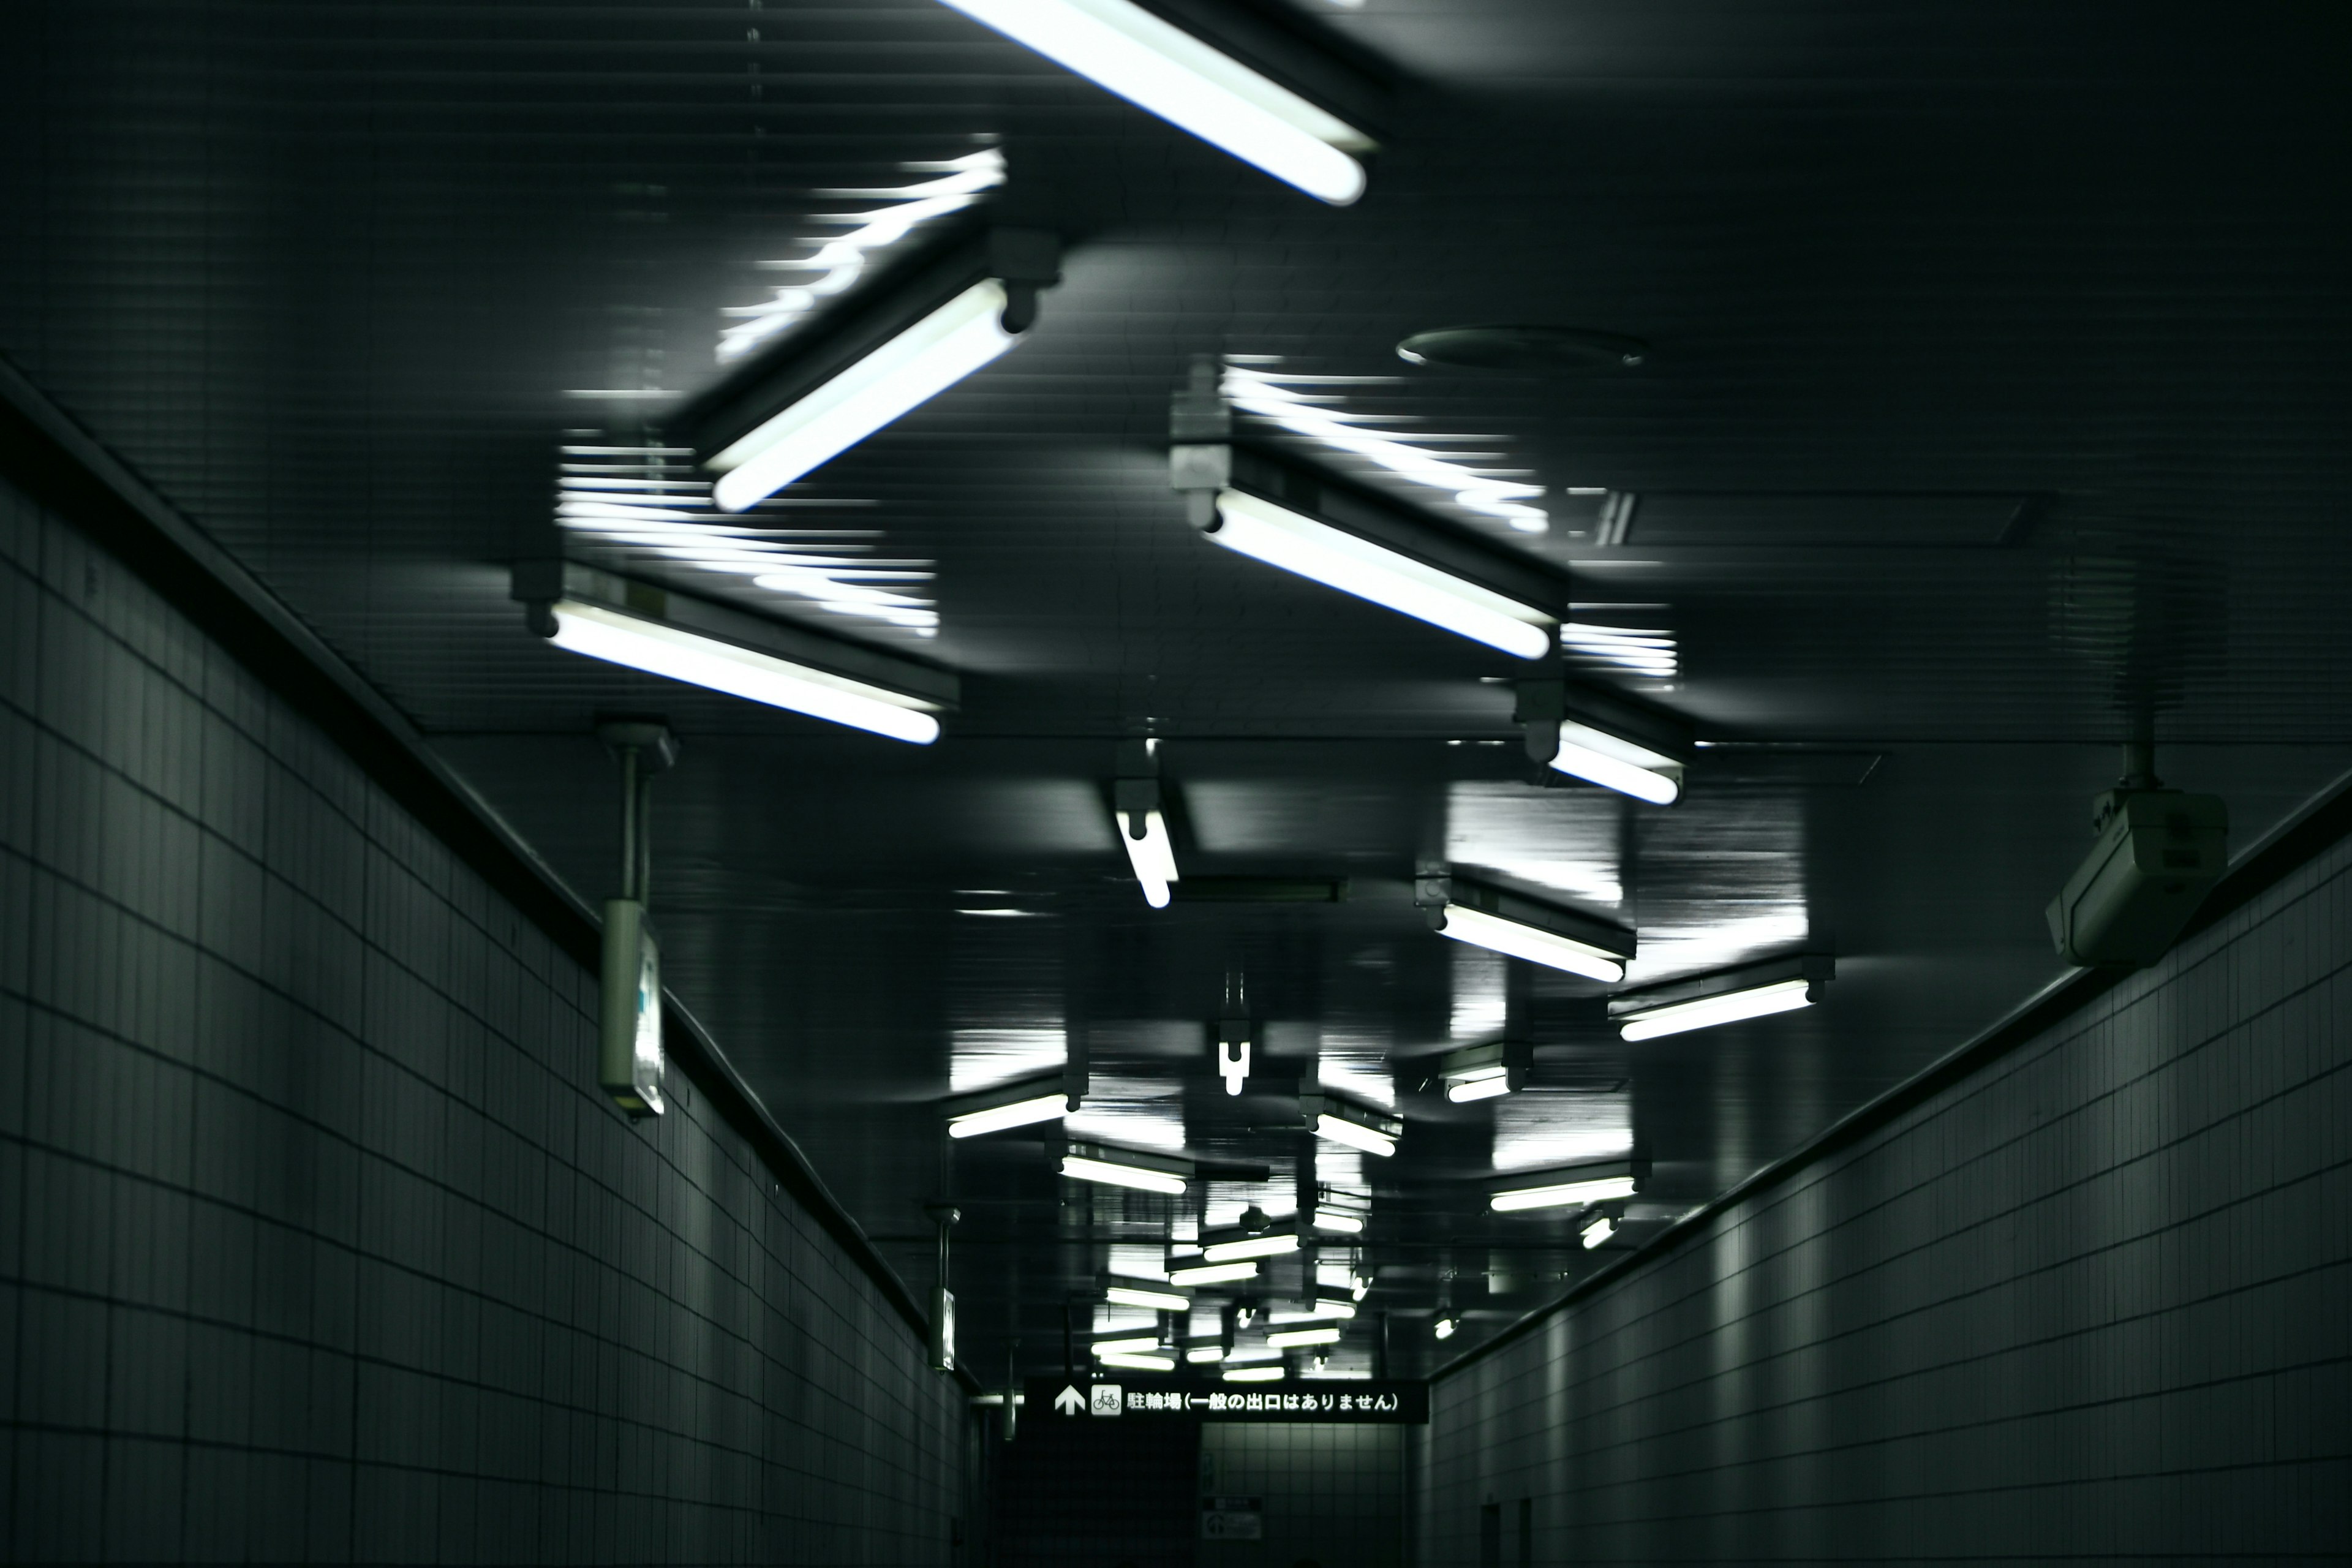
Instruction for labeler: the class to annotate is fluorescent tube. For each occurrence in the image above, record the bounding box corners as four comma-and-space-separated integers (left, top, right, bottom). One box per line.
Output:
1580, 1215, 1618, 1250
1200, 1232, 1300, 1264
936, 0, 1371, 205
547, 600, 942, 744
1433, 1316, 1457, 1340
1186, 1344, 1226, 1364
1616, 978, 1814, 1041
1099, 1352, 1177, 1372
1207, 491, 1553, 660
1270, 1300, 1355, 1322
1307, 1208, 1363, 1235
947, 1092, 1069, 1139
1093, 1335, 1163, 1356
1490, 1173, 1638, 1213
1106, 1284, 1191, 1313
707, 278, 1018, 511
1118, 807, 1179, 908
1434, 903, 1626, 983
1224, 1365, 1285, 1382
1444, 1067, 1511, 1104
1061, 1154, 1188, 1196
1548, 720, 1683, 805
1168, 1259, 1261, 1286
1313, 1113, 1396, 1159
1267, 1325, 1341, 1348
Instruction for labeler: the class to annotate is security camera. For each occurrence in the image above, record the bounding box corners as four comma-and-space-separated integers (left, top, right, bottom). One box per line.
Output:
2046, 781, 2227, 968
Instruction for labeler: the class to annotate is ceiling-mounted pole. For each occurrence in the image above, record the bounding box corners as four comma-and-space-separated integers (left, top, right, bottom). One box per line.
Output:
597, 719, 677, 1117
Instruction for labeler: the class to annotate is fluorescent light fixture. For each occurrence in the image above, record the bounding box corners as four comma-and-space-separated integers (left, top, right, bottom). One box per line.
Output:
1491, 1158, 1645, 1214
1099, 1351, 1177, 1372
948, 1093, 1069, 1139
1305, 1096, 1401, 1159
1436, 905, 1623, 983
1267, 1325, 1341, 1348
1093, 1335, 1164, 1356
1106, 1284, 1193, 1313
515, 560, 956, 744
1119, 810, 1179, 908
1063, 1155, 1188, 1195
1199, 1231, 1300, 1264
1168, 1259, 1261, 1286
1271, 1300, 1355, 1322
1186, 1344, 1227, 1364
1516, 680, 1694, 805
1439, 1039, 1531, 1104
1608, 956, 1834, 1042
708, 279, 1015, 511
1433, 1316, 1457, 1340
1207, 490, 1553, 659
1417, 872, 1637, 985
935, 0, 1374, 205
680, 226, 1060, 510
1314, 1113, 1395, 1158
1580, 1215, 1618, 1250
549, 600, 940, 742
1224, 1365, 1286, 1382
1307, 1208, 1363, 1235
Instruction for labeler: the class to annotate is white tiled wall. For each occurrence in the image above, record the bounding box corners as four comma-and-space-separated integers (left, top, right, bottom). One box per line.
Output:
1419, 791, 2352, 1562
0, 482, 965, 1563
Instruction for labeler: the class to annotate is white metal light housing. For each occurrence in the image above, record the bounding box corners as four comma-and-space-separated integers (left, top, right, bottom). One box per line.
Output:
1170, 445, 1563, 660
513, 560, 957, 744
1608, 956, 1834, 1042
679, 227, 1061, 511
1267, 1325, 1341, 1348
1303, 1095, 1401, 1159
1516, 680, 1695, 807
1060, 1140, 1195, 1196
1167, 1259, 1262, 1286
1417, 870, 1636, 985
943, 1071, 1079, 1139
1490, 1157, 1646, 1214
935, 0, 1376, 205
1198, 1222, 1303, 1264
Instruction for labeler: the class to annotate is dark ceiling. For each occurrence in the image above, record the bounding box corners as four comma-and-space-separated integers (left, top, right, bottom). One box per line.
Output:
7, 0, 2350, 1381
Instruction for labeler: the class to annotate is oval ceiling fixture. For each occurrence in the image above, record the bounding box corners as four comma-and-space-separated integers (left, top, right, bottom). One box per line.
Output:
1396, 325, 1648, 372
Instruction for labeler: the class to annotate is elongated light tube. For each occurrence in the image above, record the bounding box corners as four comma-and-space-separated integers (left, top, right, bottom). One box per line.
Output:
708, 279, 1018, 511
1186, 1344, 1227, 1364
1099, 1351, 1177, 1372
1548, 719, 1682, 805
546, 599, 941, 744
1224, 1365, 1286, 1382
1061, 1154, 1188, 1196
1169, 1259, 1261, 1286
1093, 1335, 1163, 1356
1580, 1215, 1618, 1250
1444, 1067, 1511, 1104
1119, 807, 1179, 908
1267, 1325, 1341, 1348
1208, 491, 1554, 660
1107, 1284, 1192, 1313
1313, 1113, 1396, 1158
1270, 1300, 1355, 1322
1307, 1208, 1363, 1235
1433, 1316, 1457, 1340
1491, 1172, 1638, 1213
1200, 1232, 1300, 1264
947, 1092, 1069, 1139
936, 0, 1370, 205
1434, 903, 1626, 983
1617, 978, 1814, 1041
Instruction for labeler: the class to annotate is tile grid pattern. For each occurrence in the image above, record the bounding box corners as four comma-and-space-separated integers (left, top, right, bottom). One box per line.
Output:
0, 481, 963, 1563
1200, 1422, 1404, 1568
1420, 817, 2352, 1562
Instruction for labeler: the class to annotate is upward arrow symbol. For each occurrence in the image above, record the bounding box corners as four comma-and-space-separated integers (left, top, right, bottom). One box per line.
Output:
1054, 1384, 1086, 1416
